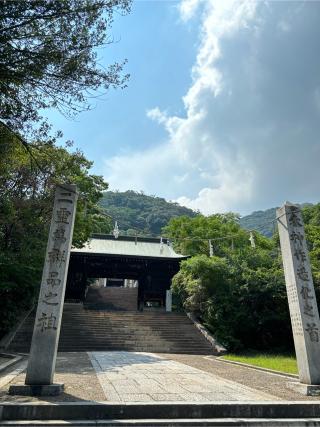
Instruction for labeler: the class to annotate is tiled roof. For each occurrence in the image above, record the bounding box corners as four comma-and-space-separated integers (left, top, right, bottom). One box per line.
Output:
71, 234, 187, 259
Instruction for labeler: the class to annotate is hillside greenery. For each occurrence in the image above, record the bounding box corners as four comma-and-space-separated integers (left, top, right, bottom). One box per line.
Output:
99, 190, 197, 237
239, 208, 277, 238
240, 204, 313, 238
166, 205, 320, 352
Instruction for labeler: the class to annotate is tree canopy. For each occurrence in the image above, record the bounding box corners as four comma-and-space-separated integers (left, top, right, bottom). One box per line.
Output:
0, 0, 133, 340
0, 0, 131, 132
0, 122, 111, 338
166, 211, 320, 351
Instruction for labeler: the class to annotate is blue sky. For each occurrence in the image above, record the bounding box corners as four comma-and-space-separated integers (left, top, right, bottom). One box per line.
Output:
48, 0, 320, 216
48, 1, 198, 163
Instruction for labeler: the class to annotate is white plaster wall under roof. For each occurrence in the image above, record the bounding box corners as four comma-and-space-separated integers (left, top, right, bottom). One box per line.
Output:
71, 235, 187, 259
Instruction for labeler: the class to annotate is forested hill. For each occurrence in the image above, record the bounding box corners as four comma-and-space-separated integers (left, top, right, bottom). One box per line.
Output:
99, 191, 313, 238
99, 191, 197, 236
239, 203, 313, 237
239, 208, 277, 238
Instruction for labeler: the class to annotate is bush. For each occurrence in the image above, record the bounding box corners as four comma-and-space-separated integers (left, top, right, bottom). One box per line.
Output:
172, 254, 292, 351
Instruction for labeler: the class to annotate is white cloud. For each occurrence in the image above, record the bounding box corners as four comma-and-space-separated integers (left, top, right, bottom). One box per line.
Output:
105, 1, 320, 215
179, 0, 201, 22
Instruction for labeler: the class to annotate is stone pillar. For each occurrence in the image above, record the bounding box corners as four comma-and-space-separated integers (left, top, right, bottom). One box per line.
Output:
98, 278, 107, 287
166, 290, 172, 312
277, 202, 320, 394
10, 184, 78, 396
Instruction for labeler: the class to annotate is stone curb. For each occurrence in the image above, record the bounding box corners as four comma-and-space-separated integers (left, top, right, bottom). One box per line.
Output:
0, 360, 28, 389
1, 419, 320, 426
0, 354, 23, 375
2, 402, 320, 421
186, 313, 227, 355
214, 356, 299, 379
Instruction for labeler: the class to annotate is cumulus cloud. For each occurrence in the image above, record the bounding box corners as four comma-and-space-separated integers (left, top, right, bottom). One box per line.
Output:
105, 1, 320, 215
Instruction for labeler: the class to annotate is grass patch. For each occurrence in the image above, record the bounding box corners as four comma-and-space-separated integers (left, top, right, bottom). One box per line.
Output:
221, 353, 298, 375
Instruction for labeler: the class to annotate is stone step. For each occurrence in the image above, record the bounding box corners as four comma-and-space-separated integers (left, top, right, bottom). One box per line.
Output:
8, 304, 214, 354
2, 402, 320, 424
17, 325, 200, 330
13, 336, 206, 342
13, 328, 204, 334
12, 341, 212, 348
84, 287, 138, 311
2, 420, 320, 426
11, 335, 211, 343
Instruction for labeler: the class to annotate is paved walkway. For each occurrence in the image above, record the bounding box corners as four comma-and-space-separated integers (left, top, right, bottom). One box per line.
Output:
1, 351, 319, 403
89, 351, 277, 402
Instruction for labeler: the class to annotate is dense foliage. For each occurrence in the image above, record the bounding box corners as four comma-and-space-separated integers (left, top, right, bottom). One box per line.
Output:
303, 204, 320, 289
0, 0, 131, 133
100, 190, 197, 236
166, 210, 320, 352
0, 123, 111, 338
240, 208, 277, 238
0, 0, 131, 338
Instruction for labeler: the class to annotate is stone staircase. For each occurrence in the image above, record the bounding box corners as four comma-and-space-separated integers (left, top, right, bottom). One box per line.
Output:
8, 304, 214, 354
84, 286, 138, 311
3, 402, 320, 426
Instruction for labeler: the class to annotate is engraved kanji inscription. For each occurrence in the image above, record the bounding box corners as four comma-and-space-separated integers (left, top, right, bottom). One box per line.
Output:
288, 210, 303, 228
48, 249, 66, 266
58, 198, 73, 204
277, 203, 320, 384
300, 286, 314, 301
37, 312, 57, 332
56, 208, 71, 224
46, 271, 61, 288
297, 265, 309, 281
52, 226, 67, 244
304, 303, 315, 318
290, 231, 304, 246
43, 292, 59, 306
25, 184, 78, 386
294, 248, 307, 262
306, 323, 319, 343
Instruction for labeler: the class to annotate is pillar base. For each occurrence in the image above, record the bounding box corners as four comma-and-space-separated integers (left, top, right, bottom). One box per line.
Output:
9, 383, 64, 396
286, 381, 320, 396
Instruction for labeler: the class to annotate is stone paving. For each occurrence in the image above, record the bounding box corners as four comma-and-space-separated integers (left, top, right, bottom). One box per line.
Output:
2, 351, 319, 403
89, 351, 277, 402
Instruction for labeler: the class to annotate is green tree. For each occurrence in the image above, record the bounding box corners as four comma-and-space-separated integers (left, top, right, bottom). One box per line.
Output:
0, 0, 131, 132
163, 214, 248, 257
0, 123, 111, 337
303, 204, 320, 288
167, 214, 291, 351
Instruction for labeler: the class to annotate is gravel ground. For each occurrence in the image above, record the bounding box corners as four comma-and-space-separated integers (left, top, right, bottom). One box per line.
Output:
0, 352, 105, 402
161, 354, 320, 401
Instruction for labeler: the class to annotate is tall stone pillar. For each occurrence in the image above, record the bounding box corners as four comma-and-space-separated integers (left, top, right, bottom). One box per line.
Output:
166, 290, 172, 312
277, 202, 320, 394
10, 184, 78, 396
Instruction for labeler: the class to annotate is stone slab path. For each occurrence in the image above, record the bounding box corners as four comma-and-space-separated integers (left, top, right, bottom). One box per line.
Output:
1, 352, 319, 403
89, 351, 277, 402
